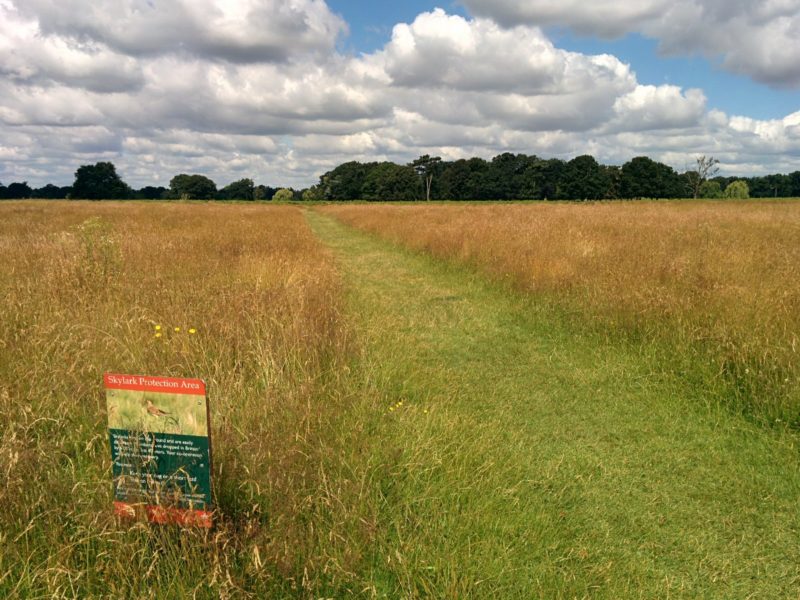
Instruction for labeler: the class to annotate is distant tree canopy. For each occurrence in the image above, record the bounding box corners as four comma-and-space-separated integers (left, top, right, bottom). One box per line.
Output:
620, 157, 684, 199
362, 163, 419, 201
315, 153, 697, 201
0, 182, 69, 199
562, 155, 611, 200
7, 155, 800, 203
169, 174, 217, 200
133, 186, 168, 200
724, 180, 750, 199
699, 180, 723, 199
272, 188, 295, 202
6, 181, 33, 199
34, 184, 71, 199
72, 162, 131, 199
218, 178, 255, 200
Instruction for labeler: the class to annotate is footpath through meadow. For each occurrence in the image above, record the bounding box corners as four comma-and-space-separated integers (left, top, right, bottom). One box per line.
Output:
306, 209, 800, 598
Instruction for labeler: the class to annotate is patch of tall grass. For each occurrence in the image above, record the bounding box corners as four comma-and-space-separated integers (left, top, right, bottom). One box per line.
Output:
321, 200, 800, 425
0, 201, 382, 596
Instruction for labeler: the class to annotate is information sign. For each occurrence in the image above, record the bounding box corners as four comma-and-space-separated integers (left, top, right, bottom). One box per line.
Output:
104, 373, 213, 527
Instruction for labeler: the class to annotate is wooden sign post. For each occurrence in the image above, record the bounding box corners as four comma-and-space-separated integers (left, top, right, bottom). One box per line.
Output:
104, 373, 213, 527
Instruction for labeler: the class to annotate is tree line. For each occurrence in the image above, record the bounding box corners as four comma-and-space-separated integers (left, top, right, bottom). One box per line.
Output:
0, 162, 296, 201
310, 154, 799, 201
3, 155, 800, 201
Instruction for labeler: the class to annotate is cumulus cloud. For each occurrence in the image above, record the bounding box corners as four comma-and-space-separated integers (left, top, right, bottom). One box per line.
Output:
609, 85, 707, 132
1, 3, 799, 189
11, 0, 347, 64
461, 0, 800, 87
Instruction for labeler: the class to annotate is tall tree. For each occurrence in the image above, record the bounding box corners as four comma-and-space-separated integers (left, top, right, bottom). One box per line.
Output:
410, 155, 442, 201
483, 153, 535, 199
169, 174, 217, 200
72, 162, 130, 199
254, 185, 277, 201
6, 181, 32, 199
319, 161, 372, 200
621, 157, 684, 199
217, 178, 255, 200
687, 156, 720, 199
362, 163, 419, 201
561, 155, 610, 200
438, 158, 490, 200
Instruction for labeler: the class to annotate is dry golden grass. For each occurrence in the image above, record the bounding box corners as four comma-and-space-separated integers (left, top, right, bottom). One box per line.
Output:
0, 201, 377, 596
321, 200, 800, 422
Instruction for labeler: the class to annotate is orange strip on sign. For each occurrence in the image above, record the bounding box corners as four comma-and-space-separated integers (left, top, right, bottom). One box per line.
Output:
104, 373, 206, 396
114, 501, 213, 528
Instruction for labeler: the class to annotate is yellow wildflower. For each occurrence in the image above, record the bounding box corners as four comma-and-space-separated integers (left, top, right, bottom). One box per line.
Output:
189, 328, 197, 334
154, 325, 162, 331
174, 327, 181, 333
154, 332, 162, 339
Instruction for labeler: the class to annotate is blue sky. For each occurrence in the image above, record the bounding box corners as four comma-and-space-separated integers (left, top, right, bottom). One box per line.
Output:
329, 0, 799, 121
550, 32, 799, 121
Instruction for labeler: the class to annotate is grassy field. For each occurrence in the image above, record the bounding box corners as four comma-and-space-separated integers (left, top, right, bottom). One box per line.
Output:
2, 200, 800, 598
321, 200, 800, 425
0, 201, 376, 596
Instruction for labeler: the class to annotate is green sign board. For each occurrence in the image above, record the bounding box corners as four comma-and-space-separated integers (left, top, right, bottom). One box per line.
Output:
104, 373, 213, 527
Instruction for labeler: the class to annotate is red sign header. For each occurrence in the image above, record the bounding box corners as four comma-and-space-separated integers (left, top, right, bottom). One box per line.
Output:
103, 373, 206, 396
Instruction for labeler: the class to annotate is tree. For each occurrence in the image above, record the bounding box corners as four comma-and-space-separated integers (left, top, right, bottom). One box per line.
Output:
254, 185, 276, 201
531, 158, 566, 200
362, 163, 419, 201
724, 180, 750, 199
217, 178, 255, 200
411, 155, 442, 201
33, 184, 71, 199
134, 186, 168, 200
699, 180, 723, 198
302, 186, 324, 201
561, 155, 610, 200
789, 171, 800, 197
687, 156, 720, 199
272, 188, 294, 202
621, 157, 683, 199
438, 158, 490, 200
319, 161, 372, 200
72, 162, 130, 199
169, 174, 217, 200
6, 182, 32, 199
603, 166, 622, 199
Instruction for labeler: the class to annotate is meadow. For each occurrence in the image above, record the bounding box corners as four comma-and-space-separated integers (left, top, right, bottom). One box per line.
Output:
0, 201, 382, 596
2, 199, 800, 598
322, 200, 800, 425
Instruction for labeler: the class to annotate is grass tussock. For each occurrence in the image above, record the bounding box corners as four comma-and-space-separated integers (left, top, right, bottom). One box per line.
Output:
321, 200, 800, 424
0, 201, 381, 597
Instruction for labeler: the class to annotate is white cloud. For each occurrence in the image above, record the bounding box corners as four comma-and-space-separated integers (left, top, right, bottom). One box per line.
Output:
1, 3, 800, 189
462, 0, 800, 87
610, 85, 707, 132
12, 0, 347, 63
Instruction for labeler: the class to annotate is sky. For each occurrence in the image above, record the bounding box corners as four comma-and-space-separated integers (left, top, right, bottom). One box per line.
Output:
1, 0, 799, 189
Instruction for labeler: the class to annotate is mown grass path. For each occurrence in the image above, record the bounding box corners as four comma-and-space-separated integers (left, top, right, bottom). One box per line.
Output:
306, 210, 800, 599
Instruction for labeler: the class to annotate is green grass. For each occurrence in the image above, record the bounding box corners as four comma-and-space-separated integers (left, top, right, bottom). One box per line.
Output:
3, 203, 800, 597
306, 209, 800, 598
